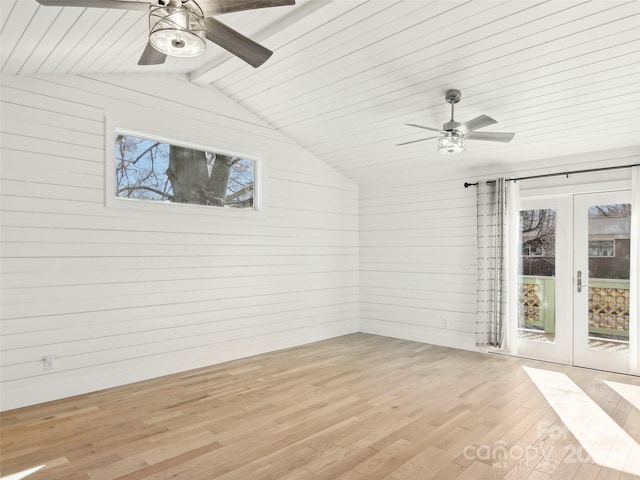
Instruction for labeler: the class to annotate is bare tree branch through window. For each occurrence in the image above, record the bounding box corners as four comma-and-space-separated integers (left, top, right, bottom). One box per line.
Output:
115, 134, 255, 209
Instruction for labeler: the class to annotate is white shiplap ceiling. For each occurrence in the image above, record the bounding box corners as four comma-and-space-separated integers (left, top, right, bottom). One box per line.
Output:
2, 0, 639, 183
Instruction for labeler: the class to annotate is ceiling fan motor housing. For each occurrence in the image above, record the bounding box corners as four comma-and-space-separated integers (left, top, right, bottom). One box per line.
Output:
443, 120, 461, 131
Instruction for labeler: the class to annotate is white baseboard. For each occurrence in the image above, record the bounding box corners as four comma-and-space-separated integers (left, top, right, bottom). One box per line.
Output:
359, 319, 478, 352
1, 320, 358, 411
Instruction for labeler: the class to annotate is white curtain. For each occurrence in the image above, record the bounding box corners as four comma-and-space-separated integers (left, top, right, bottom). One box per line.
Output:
476, 178, 518, 349
630, 166, 639, 373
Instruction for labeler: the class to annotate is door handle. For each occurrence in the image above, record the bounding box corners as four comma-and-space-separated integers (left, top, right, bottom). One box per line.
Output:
577, 270, 589, 293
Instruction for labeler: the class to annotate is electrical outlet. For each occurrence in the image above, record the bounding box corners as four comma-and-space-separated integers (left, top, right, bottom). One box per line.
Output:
43, 353, 55, 370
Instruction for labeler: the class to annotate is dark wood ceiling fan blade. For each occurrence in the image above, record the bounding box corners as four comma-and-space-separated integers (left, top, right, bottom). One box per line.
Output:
465, 132, 515, 143
405, 123, 442, 133
456, 115, 497, 134
138, 42, 166, 66
200, 0, 294, 16
36, 0, 151, 10
396, 136, 438, 146
204, 17, 272, 68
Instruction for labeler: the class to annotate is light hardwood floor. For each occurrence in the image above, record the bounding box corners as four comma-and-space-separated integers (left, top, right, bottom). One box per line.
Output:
2, 333, 639, 480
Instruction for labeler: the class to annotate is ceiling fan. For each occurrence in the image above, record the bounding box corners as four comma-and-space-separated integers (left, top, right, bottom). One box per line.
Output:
36, 0, 295, 68
397, 89, 515, 154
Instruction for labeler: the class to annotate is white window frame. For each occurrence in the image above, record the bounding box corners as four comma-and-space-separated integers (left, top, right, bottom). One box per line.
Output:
105, 116, 264, 217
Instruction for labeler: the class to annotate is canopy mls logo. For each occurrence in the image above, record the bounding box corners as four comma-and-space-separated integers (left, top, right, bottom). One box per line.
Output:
462, 421, 591, 476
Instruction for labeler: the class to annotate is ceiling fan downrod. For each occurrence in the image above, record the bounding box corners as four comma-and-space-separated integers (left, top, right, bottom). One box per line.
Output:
443, 89, 461, 132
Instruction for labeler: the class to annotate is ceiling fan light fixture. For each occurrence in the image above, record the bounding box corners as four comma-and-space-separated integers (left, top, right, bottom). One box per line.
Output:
149, 1, 206, 58
438, 131, 465, 154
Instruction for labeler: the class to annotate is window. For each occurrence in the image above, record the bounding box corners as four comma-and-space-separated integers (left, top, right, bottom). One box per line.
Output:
589, 240, 614, 257
518, 206, 558, 342
520, 209, 556, 258
114, 133, 256, 210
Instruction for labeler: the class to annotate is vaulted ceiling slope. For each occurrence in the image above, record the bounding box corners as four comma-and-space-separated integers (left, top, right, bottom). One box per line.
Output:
3, 0, 639, 184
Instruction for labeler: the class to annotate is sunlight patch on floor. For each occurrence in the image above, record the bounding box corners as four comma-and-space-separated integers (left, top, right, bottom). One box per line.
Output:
604, 380, 640, 411
0, 466, 45, 480
524, 367, 640, 476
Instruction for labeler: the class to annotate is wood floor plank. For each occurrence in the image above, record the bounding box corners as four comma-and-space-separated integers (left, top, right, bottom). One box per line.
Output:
2, 333, 639, 479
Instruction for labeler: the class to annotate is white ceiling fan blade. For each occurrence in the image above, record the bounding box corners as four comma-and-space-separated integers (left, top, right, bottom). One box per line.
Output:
138, 42, 166, 65
406, 123, 442, 133
199, 0, 294, 16
456, 115, 497, 135
36, 0, 151, 10
204, 17, 273, 68
396, 136, 439, 146
465, 132, 515, 143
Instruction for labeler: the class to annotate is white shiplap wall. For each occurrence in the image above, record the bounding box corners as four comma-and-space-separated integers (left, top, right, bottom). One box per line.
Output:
359, 173, 478, 351
359, 147, 639, 351
0, 73, 359, 411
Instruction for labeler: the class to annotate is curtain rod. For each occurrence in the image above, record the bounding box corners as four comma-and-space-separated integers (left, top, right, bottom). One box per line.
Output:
463, 163, 640, 188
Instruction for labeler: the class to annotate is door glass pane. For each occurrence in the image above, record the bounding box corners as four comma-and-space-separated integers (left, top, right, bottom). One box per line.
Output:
587, 203, 631, 352
519, 209, 556, 343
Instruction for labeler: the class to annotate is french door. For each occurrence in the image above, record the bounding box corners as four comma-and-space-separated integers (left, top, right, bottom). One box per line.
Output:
516, 190, 635, 374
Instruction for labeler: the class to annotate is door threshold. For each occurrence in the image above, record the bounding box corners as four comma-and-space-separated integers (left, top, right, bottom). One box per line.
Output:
487, 349, 639, 377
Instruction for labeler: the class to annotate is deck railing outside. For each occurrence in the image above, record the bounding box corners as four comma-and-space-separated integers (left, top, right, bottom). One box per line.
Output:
519, 276, 630, 337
